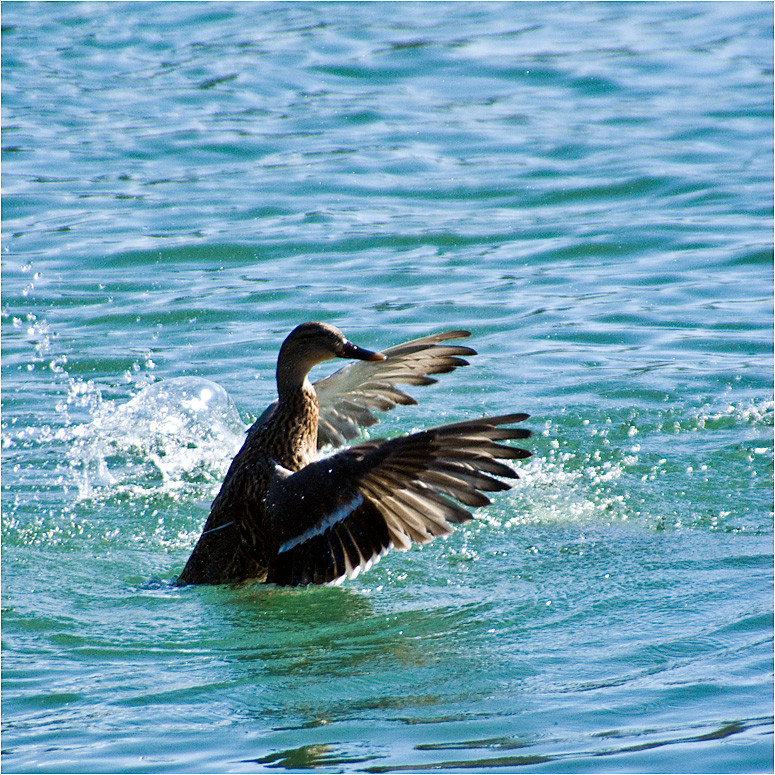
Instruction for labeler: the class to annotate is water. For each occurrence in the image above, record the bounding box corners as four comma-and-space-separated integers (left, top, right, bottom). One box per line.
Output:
2, 2, 772, 772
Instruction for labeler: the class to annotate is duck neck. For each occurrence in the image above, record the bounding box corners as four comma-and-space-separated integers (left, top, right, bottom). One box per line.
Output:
276, 356, 313, 398
275, 340, 320, 399
273, 376, 320, 469
272, 348, 319, 465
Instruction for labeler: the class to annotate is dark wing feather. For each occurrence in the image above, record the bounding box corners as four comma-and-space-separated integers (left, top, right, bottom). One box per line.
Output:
313, 330, 476, 449
264, 413, 531, 586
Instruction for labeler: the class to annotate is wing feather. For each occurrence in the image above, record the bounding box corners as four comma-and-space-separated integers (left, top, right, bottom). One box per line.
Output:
314, 331, 477, 448
263, 414, 531, 586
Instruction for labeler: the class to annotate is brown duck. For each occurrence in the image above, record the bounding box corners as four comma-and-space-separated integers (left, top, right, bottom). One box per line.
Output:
177, 322, 531, 586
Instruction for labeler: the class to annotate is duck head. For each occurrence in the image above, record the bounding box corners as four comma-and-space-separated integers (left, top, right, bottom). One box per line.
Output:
276, 322, 385, 396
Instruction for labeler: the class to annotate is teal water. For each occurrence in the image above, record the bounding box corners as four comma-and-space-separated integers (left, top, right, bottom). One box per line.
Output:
2, 2, 773, 773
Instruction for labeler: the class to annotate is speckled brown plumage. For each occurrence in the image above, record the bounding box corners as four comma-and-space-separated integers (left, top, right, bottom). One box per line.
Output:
178, 323, 383, 585
176, 383, 320, 585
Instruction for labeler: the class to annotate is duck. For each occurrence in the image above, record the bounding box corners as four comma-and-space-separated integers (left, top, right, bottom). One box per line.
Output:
177, 322, 531, 586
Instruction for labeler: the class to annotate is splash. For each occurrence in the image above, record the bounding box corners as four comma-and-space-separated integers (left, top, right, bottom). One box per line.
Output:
498, 446, 634, 530
664, 396, 774, 436
493, 396, 773, 534
56, 376, 247, 504
4, 366, 249, 549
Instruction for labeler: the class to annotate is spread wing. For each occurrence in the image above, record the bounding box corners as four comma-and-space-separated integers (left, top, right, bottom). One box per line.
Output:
263, 414, 531, 586
313, 330, 476, 449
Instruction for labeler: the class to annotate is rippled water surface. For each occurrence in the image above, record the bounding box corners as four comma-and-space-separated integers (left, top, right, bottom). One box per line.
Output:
2, 2, 773, 773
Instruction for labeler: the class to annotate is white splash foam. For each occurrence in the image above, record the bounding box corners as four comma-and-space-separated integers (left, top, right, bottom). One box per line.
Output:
54, 376, 247, 504
497, 448, 632, 530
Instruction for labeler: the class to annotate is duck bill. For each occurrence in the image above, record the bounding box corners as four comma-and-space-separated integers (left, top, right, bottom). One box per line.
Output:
339, 340, 387, 362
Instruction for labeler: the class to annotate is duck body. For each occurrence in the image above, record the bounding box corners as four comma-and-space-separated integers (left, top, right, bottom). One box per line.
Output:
176, 387, 317, 584
177, 322, 531, 587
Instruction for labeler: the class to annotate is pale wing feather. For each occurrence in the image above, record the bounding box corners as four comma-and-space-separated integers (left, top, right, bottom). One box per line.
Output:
314, 330, 476, 448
